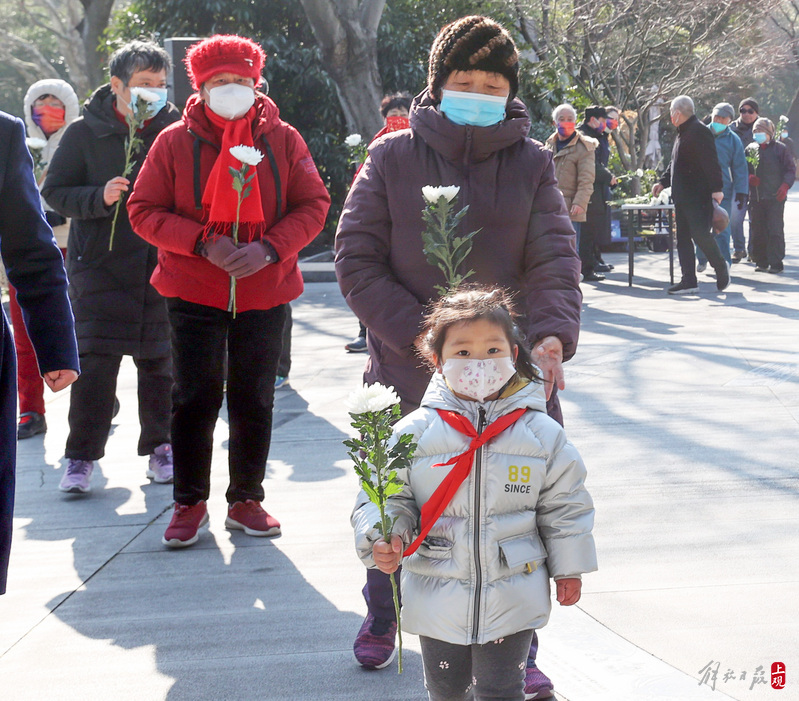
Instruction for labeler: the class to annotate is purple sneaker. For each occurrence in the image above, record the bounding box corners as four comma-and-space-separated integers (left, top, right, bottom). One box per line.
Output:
525, 631, 554, 699
59, 459, 94, 494
353, 613, 397, 669
146, 443, 174, 484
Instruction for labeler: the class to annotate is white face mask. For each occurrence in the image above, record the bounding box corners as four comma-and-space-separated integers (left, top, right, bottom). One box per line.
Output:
205, 83, 255, 121
441, 357, 516, 402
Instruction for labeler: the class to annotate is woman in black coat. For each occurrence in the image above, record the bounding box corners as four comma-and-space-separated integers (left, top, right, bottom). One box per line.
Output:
0, 111, 79, 594
42, 41, 180, 494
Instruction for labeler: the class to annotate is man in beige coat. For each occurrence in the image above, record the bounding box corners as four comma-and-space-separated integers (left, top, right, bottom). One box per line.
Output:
544, 103, 598, 264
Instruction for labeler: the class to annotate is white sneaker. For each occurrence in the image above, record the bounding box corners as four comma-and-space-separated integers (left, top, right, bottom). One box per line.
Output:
146, 443, 174, 484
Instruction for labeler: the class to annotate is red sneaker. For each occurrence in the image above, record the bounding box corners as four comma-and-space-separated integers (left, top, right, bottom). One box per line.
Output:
225, 500, 281, 537
162, 501, 209, 548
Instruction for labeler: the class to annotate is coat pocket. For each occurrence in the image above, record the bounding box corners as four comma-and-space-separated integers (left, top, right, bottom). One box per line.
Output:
498, 534, 547, 572
417, 536, 454, 560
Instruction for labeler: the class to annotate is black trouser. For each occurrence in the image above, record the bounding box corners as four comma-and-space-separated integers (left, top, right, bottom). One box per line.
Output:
580, 202, 608, 274
65, 352, 172, 460
167, 298, 286, 505
675, 199, 727, 285
749, 199, 786, 270
420, 629, 534, 701
277, 303, 292, 377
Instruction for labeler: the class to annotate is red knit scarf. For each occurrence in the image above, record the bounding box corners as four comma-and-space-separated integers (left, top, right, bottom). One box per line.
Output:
201, 104, 266, 241
403, 407, 527, 557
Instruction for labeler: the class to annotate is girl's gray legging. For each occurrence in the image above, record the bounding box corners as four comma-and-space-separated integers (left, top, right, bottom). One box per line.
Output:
420, 628, 535, 701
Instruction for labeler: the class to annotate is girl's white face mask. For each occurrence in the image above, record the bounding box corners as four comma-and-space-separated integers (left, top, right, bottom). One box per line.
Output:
441, 357, 516, 402
205, 83, 255, 121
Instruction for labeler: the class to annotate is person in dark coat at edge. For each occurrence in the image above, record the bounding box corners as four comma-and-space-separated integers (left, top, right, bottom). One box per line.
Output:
0, 111, 79, 594
729, 97, 759, 262
335, 15, 581, 700
577, 105, 617, 282
653, 95, 730, 295
42, 41, 180, 495
748, 117, 796, 274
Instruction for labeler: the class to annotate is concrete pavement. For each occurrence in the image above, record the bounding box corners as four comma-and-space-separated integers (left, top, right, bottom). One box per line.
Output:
2, 191, 798, 700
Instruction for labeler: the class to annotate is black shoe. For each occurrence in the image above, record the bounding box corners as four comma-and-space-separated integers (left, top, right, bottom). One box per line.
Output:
754, 265, 769, 273
594, 263, 614, 273
716, 263, 730, 291
345, 336, 368, 353
113, 396, 121, 418
582, 272, 605, 282
731, 250, 745, 263
667, 280, 699, 295
17, 412, 46, 440
768, 267, 783, 274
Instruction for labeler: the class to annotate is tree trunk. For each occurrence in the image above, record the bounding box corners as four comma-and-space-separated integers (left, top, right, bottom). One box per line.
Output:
79, 0, 116, 89
788, 85, 799, 139
299, 0, 385, 139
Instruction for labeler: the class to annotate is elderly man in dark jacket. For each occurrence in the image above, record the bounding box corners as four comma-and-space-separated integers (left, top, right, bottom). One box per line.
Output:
0, 111, 79, 594
654, 95, 729, 294
577, 105, 616, 281
42, 41, 180, 494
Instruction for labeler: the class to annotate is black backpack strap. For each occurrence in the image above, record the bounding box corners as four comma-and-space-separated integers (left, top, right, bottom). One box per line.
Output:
188, 129, 219, 211
193, 137, 203, 210
261, 135, 284, 221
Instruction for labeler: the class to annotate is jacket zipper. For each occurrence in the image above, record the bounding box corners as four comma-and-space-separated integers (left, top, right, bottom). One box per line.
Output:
471, 405, 486, 643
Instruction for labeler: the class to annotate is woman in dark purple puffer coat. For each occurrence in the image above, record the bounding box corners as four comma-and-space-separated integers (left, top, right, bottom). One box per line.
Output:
335, 15, 581, 697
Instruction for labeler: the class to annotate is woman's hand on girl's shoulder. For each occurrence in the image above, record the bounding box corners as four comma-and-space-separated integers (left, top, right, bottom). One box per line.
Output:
373, 535, 403, 574
556, 578, 582, 606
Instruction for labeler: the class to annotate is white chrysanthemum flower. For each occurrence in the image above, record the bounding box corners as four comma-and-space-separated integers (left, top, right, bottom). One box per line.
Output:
780, 115, 789, 123
422, 185, 460, 204
26, 137, 47, 150
344, 133, 363, 147
345, 383, 400, 415
130, 87, 160, 103
229, 145, 264, 166
636, 168, 644, 177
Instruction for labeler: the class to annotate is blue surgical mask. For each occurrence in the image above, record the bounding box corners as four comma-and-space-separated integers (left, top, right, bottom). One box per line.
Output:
753, 132, 768, 144
710, 121, 727, 135
130, 87, 168, 118
440, 89, 508, 127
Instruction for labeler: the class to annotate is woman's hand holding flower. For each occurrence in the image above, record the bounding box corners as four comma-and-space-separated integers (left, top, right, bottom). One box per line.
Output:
104, 176, 130, 206
373, 535, 404, 574
202, 236, 239, 270
224, 240, 274, 278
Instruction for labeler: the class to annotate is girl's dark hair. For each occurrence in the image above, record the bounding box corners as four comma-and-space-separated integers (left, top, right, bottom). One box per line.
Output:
419, 286, 541, 382
380, 92, 412, 118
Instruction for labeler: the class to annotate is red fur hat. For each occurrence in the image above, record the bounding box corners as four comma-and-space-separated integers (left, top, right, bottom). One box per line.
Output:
185, 35, 266, 91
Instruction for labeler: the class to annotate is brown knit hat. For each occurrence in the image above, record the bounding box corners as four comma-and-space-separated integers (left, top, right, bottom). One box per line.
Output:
428, 16, 519, 101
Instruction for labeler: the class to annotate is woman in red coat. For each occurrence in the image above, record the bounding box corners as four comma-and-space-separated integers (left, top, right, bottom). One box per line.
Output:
128, 35, 330, 548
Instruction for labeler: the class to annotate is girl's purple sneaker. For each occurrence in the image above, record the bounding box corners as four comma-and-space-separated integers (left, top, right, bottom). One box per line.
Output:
353, 613, 397, 669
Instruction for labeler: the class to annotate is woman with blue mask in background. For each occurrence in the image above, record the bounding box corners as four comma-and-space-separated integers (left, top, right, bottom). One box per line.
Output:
42, 41, 180, 495
336, 15, 580, 700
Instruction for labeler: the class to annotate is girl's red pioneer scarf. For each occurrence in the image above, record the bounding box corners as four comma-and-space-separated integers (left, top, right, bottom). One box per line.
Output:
403, 407, 526, 557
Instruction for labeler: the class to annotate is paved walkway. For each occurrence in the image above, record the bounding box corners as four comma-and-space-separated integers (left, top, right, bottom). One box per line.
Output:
2, 191, 798, 700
